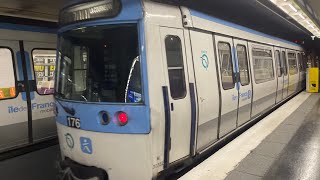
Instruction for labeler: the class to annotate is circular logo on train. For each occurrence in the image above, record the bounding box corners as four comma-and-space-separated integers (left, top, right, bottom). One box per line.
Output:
65, 133, 74, 149
201, 52, 209, 70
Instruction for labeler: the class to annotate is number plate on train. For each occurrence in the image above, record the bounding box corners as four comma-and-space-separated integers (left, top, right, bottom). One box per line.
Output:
67, 117, 81, 129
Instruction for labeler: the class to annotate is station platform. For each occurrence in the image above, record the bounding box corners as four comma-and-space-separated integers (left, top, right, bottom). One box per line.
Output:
0, 145, 60, 180
180, 92, 320, 180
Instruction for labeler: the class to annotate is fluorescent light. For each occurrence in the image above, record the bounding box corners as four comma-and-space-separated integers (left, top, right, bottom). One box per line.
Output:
288, 4, 298, 12
298, 13, 305, 19
269, 0, 320, 37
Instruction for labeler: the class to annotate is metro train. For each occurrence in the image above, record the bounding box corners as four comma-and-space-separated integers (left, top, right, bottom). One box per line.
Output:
0, 23, 57, 152
55, 0, 306, 179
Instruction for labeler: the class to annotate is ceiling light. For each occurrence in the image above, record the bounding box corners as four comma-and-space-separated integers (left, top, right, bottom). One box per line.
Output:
288, 4, 298, 12
306, 20, 311, 25
298, 13, 305, 19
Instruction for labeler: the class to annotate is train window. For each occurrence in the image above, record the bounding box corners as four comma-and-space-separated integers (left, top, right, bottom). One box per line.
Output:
218, 42, 234, 90
282, 51, 288, 76
0, 48, 16, 99
275, 50, 282, 77
297, 53, 303, 72
252, 47, 274, 84
165, 35, 186, 99
287, 52, 298, 75
32, 49, 56, 95
56, 24, 143, 103
236, 45, 250, 86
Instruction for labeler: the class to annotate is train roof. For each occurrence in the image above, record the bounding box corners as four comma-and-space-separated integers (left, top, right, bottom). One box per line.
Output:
0, 23, 56, 42
143, 1, 303, 50
187, 9, 303, 51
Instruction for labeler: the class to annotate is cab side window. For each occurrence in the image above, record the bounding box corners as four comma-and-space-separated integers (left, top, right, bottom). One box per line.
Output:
165, 35, 186, 99
0, 48, 16, 99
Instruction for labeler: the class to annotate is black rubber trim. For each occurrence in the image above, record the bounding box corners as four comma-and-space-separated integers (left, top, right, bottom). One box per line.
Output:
0, 137, 58, 161
19, 40, 33, 144
212, 33, 222, 139
189, 83, 196, 156
162, 86, 171, 169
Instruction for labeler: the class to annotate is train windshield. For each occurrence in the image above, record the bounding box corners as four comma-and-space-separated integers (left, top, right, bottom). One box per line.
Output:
55, 24, 143, 103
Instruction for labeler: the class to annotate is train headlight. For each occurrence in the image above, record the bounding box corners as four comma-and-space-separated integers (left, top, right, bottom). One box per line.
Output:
99, 111, 110, 125
116, 111, 128, 126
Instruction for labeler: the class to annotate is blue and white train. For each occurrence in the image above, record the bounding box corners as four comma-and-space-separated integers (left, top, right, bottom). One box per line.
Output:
0, 23, 57, 152
55, 0, 306, 179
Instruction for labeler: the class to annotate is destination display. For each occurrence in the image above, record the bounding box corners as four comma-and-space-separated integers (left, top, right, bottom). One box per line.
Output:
59, 0, 121, 25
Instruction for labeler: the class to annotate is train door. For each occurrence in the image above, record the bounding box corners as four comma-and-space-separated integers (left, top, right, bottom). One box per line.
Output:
281, 49, 289, 99
23, 41, 57, 142
0, 40, 29, 151
274, 48, 283, 103
189, 30, 220, 151
233, 39, 252, 126
160, 27, 191, 163
287, 50, 299, 95
214, 35, 237, 137
297, 52, 304, 91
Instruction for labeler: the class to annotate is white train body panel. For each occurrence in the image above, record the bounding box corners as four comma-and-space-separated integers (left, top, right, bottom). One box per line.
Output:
0, 28, 56, 150
57, 123, 153, 179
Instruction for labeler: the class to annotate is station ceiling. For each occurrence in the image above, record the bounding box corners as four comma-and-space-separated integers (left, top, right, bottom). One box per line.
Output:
0, 0, 319, 49
0, 0, 65, 22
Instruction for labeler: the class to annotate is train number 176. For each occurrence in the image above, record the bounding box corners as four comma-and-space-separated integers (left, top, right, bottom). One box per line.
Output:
67, 117, 81, 129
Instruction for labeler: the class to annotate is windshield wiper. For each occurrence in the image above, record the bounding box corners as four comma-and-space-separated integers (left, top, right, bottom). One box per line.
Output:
55, 93, 76, 116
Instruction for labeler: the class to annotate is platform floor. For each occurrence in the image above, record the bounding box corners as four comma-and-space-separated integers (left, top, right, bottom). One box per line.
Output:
180, 92, 320, 180
0, 145, 60, 180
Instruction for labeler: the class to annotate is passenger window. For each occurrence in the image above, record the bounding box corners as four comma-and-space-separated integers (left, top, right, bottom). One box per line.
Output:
252, 47, 274, 83
282, 51, 288, 76
0, 48, 16, 99
32, 49, 56, 95
236, 45, 250, 86
165, 36, 186, 99
287, 52, 298, 75
297, 53, 303, 72
275, 50, 282, 77
218, 42, 234, 89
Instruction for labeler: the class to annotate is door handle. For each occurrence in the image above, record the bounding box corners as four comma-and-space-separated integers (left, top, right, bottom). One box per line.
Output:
17, 82, 25, 92
170, 103, 174, 111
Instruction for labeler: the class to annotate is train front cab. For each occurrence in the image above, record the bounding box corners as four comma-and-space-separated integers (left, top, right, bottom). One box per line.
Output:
56, 0, 155, 179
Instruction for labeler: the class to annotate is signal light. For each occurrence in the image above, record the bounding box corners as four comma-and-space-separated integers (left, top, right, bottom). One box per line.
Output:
117, 111, 128, 126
